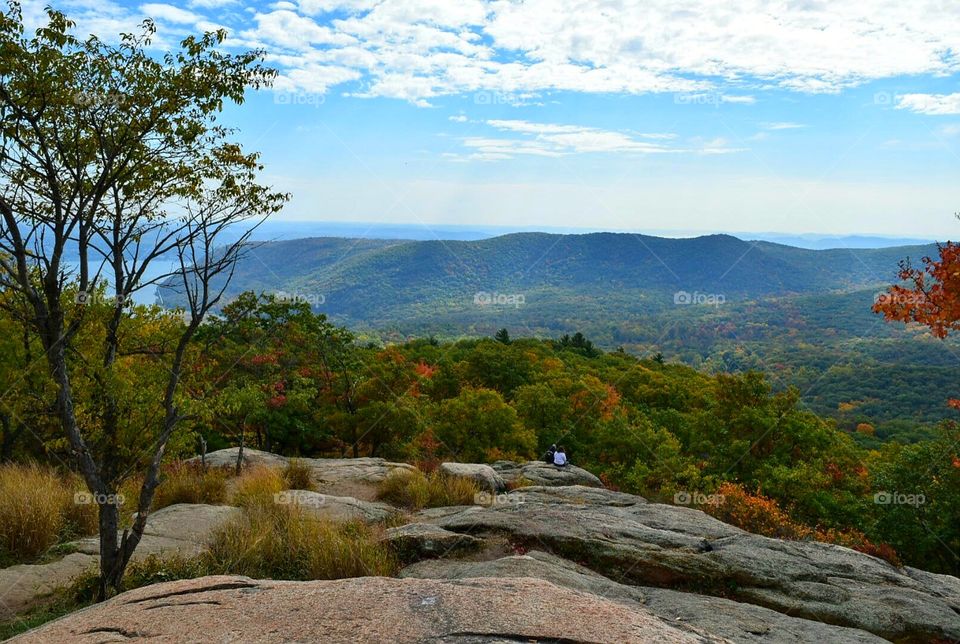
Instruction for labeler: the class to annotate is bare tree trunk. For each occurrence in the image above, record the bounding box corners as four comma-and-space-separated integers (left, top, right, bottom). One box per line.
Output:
236, 432, 245, 476
96, 500, 122, 600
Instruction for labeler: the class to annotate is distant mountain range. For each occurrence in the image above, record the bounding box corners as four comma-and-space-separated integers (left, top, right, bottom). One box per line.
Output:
239, 221, 937, 250
159, 232, 936, 325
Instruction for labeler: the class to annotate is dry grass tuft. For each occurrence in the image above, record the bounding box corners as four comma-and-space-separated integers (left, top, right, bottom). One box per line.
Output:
206, 503, 397, 580
0, 463, 101, 561
152, 461, 229, 510
229, 465, 285, 509
282, 459, 314, 491
376, 469, 479, 511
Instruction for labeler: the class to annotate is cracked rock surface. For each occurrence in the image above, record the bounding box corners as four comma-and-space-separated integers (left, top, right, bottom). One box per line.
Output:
415, 485, 960, 641
12, 575, 712, 643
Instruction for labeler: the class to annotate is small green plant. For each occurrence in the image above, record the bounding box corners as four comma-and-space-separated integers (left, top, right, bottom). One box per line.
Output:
376, 470, 479, 511
0, 592, 92, 640
282, 459, 314, 490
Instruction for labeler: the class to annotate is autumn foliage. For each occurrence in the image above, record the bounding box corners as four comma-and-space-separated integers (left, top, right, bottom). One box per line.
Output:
707, 483, 901, 567
873, 241, 960, 338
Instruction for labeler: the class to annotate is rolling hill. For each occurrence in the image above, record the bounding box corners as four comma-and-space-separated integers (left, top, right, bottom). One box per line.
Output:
158, 232, 957, 439
161, 232, 937, 321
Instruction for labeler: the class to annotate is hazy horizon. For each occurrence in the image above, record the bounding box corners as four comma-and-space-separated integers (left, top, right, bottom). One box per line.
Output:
246, 219, 940, 249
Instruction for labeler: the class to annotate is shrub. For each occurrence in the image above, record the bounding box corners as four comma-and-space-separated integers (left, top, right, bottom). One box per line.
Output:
376, 470, 429, 510
707, 482, 809, 540
707, 482, 900, 566
0, 463, 71, 561
152, 461, 229, 510
205, 504, 397, 580
282, 459, 314, 491
427, 472, 479, 508
376, 469, 479, 511
229, 465, 285, 509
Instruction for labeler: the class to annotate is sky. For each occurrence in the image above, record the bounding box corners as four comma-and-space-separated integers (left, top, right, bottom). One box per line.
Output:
23, 0, 960, 238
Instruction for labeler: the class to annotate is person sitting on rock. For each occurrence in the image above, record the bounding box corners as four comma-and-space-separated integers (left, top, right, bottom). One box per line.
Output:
553, 446, 568, 467
544, 443, 557, 464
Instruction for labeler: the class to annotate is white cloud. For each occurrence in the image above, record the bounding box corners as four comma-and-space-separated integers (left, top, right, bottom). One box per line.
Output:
140, 3, 198, 24
273, 64, 362, 93
451, 119, 743, 160
298, 0, 381, 15
896, 93, 960, 115
449, 114, 468, 122
761, 122, 806, 130
187, 0, 236, 7
240, 10, 357, 50
284, 175, 960, 238
721, 95, 757, 104
60, 1, 960, 107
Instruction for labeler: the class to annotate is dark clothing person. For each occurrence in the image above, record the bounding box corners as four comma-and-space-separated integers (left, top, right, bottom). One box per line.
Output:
544, 444, 557, 464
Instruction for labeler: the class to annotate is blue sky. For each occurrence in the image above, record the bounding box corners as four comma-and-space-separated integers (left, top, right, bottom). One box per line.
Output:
30, 0, 960, 237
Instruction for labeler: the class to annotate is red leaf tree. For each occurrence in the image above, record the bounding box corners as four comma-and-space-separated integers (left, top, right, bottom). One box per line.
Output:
873, 242, 960, 338
874, 239, 960, 409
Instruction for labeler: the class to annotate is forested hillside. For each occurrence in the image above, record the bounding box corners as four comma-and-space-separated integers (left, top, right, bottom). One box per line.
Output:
159, 234, 956, 440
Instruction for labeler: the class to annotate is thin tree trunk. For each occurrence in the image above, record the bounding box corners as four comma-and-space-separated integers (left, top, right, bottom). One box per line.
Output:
236, 432, 245, 476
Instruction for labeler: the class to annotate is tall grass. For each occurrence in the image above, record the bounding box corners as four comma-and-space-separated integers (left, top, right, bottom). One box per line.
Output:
0, 463, 71, 560
229, 465, 285, 509
152, 461, 229, 510
206, 503, 398, 580
282, 459, 314, 490
0, 463, 101, 562
376, 469, 479, 511
506, 476, 535, 491
0, 500, 400, 639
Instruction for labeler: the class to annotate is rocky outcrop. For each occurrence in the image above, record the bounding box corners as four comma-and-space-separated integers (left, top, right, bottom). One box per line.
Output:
439, 461, 506, 493
0, 504, 239, 620
189, 446, 287, 470
13, 575, 713, 643
276, 489, 398, 523
190, 447, 417, 486
304, 456, 418, 484
382, 523, 483, 562
7, 450, 960, 643
401, 550, 885, 643
492, 459, 604, 488
73, 503, 241, 559
415, 485, 960, 642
